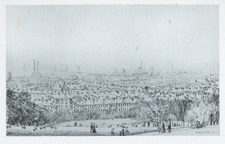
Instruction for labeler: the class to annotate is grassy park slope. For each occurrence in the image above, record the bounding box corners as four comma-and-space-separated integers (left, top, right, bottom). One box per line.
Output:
7, 118, 154, 136
7, 124, 219, 136
7, 118, 192, 136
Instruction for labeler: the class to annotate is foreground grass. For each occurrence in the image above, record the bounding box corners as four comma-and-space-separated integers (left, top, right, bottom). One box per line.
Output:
6, 118, 192, 136
7, 126, 159, 136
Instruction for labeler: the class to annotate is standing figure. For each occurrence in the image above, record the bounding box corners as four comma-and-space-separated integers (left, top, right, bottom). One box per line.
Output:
90, 122, 93, 133
120, 128, 125, 136
162, 123, 166, 133
168, 122, 171, 133
111, 128, 115, 136
93, 123, 97, 133
158, 122, 162, 133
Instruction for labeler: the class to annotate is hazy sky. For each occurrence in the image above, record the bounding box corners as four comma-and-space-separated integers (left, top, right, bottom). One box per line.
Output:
6, 5, 219, 75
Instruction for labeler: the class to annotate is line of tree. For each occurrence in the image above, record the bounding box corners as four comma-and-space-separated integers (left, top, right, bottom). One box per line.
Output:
136, 93, 219, 126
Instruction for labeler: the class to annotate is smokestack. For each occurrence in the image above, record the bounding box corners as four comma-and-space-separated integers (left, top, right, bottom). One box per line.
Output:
8, 72, 12, 81
37, 61, 39, 72
123, 69, 125, 74
33, 60, 36, 73
78, 66, 80, 72
141, 60, 142, 69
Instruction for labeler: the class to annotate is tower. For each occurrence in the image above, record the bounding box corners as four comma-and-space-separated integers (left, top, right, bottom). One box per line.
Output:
8, 72, 12, 81
33, 60, 36, 73
37, 61, 39, 72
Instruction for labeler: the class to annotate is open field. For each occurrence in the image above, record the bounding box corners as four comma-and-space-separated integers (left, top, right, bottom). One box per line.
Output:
7, 126, 158, 136
6, 118, 207, 136
7, 118, 219, 136
7, 118, 157, 136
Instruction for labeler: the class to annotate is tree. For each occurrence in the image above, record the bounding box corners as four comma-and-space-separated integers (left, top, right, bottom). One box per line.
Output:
151, 97, 169, 122
208, 93, 219, 124
6, 89, 49, 126
136, 97, 169, 124
168, 99, 181, 121
173, 97, 193, 124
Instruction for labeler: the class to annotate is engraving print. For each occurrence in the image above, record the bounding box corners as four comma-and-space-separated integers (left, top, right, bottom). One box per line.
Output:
6, 5, 219, 136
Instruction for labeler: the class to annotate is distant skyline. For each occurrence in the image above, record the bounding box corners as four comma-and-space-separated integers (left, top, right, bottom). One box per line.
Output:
6, 5, 219, 76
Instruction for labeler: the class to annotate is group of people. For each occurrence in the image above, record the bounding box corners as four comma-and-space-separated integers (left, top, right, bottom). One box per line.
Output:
90, 122, 97, 133
110, 127, 129, 136
119, 127, 129, 136
158, 122, 171, 133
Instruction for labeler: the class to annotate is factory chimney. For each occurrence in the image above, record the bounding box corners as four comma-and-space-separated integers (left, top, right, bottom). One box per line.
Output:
37, 61, 39, 72
33, 60, 36, 73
